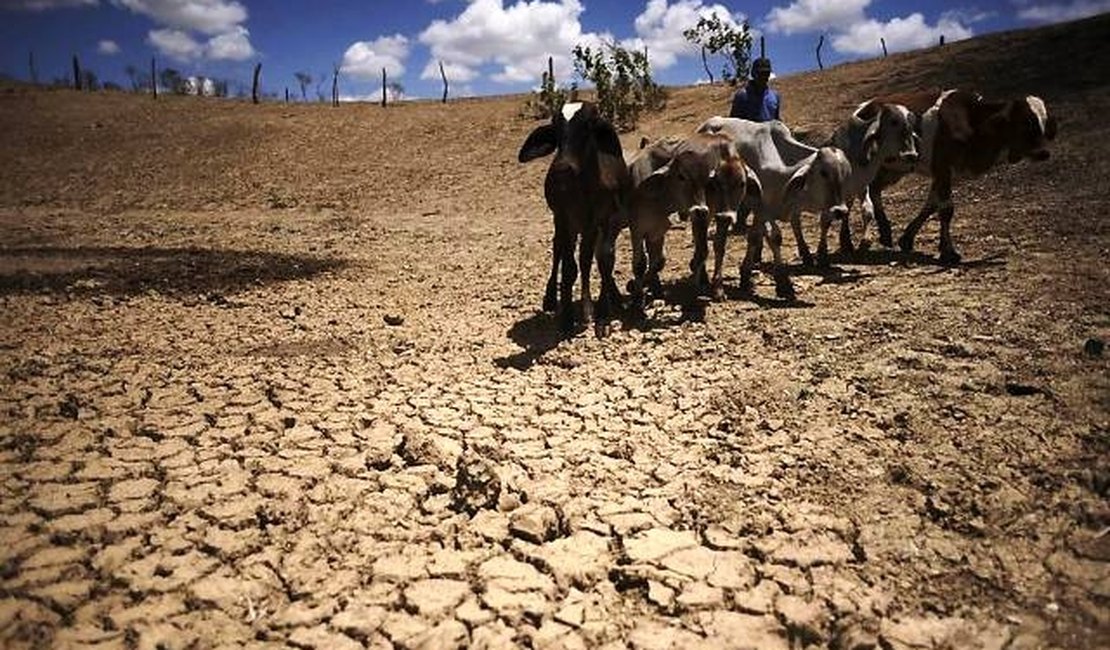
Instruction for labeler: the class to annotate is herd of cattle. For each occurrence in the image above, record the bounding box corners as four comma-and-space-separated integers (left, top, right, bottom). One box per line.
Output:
517, 89, 1058, 336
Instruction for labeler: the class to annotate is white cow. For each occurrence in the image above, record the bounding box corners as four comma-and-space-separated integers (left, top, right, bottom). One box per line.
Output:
696, 117, 852, 300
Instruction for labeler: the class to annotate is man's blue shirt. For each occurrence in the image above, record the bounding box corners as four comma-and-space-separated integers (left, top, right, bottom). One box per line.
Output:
730, 84, 781, 122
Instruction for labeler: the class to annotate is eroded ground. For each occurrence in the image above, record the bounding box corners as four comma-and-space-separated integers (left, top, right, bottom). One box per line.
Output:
1, 17, 1108, 650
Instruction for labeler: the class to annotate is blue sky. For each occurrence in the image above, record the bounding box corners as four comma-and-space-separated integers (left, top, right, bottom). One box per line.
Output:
1, 0, 1106, 100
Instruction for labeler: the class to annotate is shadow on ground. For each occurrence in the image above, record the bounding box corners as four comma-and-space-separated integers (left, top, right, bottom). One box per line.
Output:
0, 246, 346, 297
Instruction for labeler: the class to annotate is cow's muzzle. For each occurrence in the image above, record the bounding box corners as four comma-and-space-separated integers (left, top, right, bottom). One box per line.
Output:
688, 205, 710, 220
828, 205, 850, 221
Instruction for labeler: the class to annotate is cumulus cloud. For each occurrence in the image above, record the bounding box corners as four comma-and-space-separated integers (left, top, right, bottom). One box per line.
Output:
626, 0, 746, 70
765, 0, 870, 35
831, 12, 974, 55
1015, 0, 1110, 24
419, 0, 609, 85
111, 0, 245, 34
1, 0, 97, 9
205, 25, 253, 60
97, 39, 121, 54
147, 27, 203, 60
341, 35, 410, 80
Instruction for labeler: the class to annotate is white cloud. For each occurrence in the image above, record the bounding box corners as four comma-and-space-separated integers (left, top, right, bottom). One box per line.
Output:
147, 27, 203, 60
765, 0, 870, 35
112, 0, 246, 34
418, 0, 609, 85
2, 0, 97, 9
205, 25, 253, 60
627, 0, 746, 70
97, 39, 120, 54
341, 35, 410, 80
831, 12, 973, 55
1016, 0, 1110, 23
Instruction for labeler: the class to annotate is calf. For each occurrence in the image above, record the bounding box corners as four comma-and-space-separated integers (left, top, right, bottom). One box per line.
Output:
864, 89, 1057, 263
624, 133, 756, 309
518, 102, 631, 335
697, 117, 852, 300
823, 99, 920, 261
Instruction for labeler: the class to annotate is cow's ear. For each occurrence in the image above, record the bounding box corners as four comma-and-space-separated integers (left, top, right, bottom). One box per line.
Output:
639, 136, 651, 149
594, 122, 625, 159
518, 124, 558, 162
785, 162, 809, 199
744, 169, 763, 202
638, 164, 671, 198
861, 117, 881, 165
853, 99, 880, 122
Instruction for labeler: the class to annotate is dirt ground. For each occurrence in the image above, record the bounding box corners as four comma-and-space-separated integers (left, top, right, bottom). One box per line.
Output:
1, 15, 1108, 650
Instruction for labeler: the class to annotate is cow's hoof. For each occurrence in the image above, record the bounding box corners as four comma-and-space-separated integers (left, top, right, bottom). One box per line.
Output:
817, 250, 831, 268
800, 253, 815, 268
711, 283, 726, 302
857, 238, 872, 252
897, 234, 916, 253
543, 295, 557, 313
774, 274, 796, 301
939, 249, 962, 266
839, 240, 856, 256
594, 320, 612, 339
625, 279, 636, 294
558, 313, 576, 336
647, 278, 664, 299
879, 233, 894, 248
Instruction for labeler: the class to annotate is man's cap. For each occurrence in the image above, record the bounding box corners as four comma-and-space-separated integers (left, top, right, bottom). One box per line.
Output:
752, 58, 772, 73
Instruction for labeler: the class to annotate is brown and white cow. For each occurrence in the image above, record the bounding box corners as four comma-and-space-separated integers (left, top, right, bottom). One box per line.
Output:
862, 89, 1057, 263
518, 102, 631, 335
624, 132, 757, 310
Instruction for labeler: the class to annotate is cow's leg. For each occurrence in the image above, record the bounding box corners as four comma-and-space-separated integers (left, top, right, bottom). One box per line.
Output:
871, 173, 898, 248
646, 231, 666, 300
557, 228, 578, 334
629, 226, 649, 316
898, 182, 941, 255
857, 189, 876, 252
790, 212, 814, 267
934, 173, 960, 265
689, 211, 711, 295
817, 210, 832, 267
837, 201, 856, 256
711, 214, 731, 301
739, 212, 765, 294
767, 219, 796, 300
595, 223, 622, 328
544, 231, 559, 312
578, 229, 597, 326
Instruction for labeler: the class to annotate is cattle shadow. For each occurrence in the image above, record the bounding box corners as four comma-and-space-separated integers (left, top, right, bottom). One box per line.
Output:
0, 246, 346, 299
496, 311, 564, 371
838, 248, 1008, 270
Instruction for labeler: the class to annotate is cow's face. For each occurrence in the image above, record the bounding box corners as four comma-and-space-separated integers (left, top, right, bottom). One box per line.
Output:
867, 104, 920, 171
1002, 96, 1056, 163
707, 157, 752, 226
518, 102, 623, 165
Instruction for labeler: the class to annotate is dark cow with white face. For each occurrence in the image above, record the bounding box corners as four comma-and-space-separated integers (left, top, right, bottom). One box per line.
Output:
624, 132, 757, 310
862, 89, 1057, 263
696, 117, 853, 300
518, 102, 631, 335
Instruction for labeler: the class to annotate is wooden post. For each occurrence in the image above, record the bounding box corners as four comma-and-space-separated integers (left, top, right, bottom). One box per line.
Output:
439, 60, 449, 103
72, 55, 81, 90
816, 35, 825, 70
547, 56, 554, 87
252, 62, 261, 104
332, 65, 339, 107
939, 35, 945, 46
760, 36, 765, 59
28, 50, 38, 84
881, 38, 888, 57
700, 46, 714, 84
381, 67, 386, 107
284, 87, 289, 103
151, 57, 157, 99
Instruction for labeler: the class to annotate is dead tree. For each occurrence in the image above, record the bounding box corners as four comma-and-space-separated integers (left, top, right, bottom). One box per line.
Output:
439, 60, 448, 103
284, 87, 289, 103
816, 35, 825, 70
332, 65, 339, 107
700, 46, 714, 84
881, 38, 888, 57
151, 57, 157, 99
72, 55, 81, 90
381, 68, 386, 107
939, 35, 946, 46
252, 62, 262, 104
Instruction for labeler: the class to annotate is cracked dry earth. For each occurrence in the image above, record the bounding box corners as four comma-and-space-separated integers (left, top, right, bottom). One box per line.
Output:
2, 19, 1109, 650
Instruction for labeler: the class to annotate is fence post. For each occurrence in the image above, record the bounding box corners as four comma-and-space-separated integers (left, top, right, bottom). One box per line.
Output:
881, 38, 888, 57
332, 65, 339, 107
381, 68, 386, 107
72, 55, 81, 90
816, 35, 825, 70
439, 60, 448, 103
28, 50, 38, 84
252, 62, 261, 104
939, 35, 945, 46
151, 57, 157, 99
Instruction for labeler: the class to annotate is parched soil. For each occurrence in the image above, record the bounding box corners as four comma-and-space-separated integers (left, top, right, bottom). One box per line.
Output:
1, 15, 1107, 650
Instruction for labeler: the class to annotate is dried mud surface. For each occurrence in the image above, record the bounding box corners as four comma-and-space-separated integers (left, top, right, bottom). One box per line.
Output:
1, 16, 1108, 650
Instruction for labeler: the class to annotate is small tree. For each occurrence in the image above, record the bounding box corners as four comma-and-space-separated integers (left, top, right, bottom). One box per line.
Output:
525, 56, 571, 120
159, 67, 185, 94
124, 64, 141, 91
81, 69, 100, 91
682, 14, 753, 85
294, 71, 311, 100
572, 41, 665, 132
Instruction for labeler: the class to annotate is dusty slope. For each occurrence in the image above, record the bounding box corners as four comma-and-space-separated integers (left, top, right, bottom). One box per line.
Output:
0, 13, 1107, 650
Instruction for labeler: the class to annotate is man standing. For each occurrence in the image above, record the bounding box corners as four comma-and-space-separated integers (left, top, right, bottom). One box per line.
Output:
729, 57, 780, 122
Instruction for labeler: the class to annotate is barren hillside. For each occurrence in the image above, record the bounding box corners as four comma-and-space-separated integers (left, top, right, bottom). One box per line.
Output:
0, 14, 1107, 650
